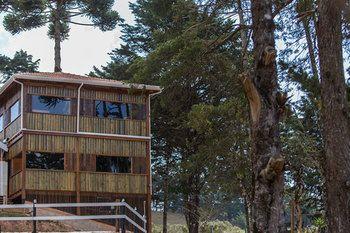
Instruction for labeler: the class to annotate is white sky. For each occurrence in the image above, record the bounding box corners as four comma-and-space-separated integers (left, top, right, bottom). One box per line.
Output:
0, 1, 136, 76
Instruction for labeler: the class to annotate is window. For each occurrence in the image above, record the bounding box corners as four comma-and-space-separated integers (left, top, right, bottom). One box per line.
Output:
10, 100, 20, 122
95, 100, 131, 119
32, 95, 71, 115
0, 114, 3, 132
26, 152, 64, 170
96, 156, 131, 173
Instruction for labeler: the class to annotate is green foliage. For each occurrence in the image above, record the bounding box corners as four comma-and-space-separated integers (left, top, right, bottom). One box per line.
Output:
152, 221, 244, 233
0, 50, 40, 83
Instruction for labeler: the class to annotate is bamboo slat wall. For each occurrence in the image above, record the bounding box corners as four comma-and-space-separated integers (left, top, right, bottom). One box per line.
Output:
80, 172, 147, 194
26, 113, 77, 132
26, 134, 76, 153
5, 116, 21, 139
80, 116, 147, 136
27, 85, 77, 98
8, 138, 23, 159
26, 169, 76, 191
9, 171, 22, 195
80, 137, 147, 157
81, 89, 146, 104
0, 131, 3, 141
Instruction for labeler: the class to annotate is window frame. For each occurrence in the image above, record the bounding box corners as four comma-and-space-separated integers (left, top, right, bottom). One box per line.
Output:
9, 100, 21, 123
0, 114, 3, 132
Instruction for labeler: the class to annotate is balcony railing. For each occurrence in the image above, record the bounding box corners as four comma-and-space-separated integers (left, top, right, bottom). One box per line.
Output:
25, 169, 147, 194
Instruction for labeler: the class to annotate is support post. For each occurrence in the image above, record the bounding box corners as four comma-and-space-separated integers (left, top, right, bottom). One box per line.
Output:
32, 199, 37, 233
121, 199, 126, 233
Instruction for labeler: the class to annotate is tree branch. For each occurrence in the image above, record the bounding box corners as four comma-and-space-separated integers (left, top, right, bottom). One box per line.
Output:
273, 0, 294, 18
68, 21, 96, 26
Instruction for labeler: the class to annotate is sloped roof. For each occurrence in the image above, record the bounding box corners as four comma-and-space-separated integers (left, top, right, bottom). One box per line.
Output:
0, 72, 161, 96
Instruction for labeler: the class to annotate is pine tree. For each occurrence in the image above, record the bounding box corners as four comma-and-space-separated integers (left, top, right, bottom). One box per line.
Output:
0, 50, 40, 82
1, 0, 122, 72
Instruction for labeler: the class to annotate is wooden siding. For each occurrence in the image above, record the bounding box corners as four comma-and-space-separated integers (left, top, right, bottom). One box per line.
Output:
8, 138, 23, 159
80, 116, 147, 136
5, 116, 21, 139
26, 169, 76, 191
26, 113, 77, 132
80, 137, 147, 157
9, 171, 22, 195
80, 172, 147, 194
81, 89, 146, 104
26, 134, 76, 153
0, 130, 4, 141
27, 85, 77, 98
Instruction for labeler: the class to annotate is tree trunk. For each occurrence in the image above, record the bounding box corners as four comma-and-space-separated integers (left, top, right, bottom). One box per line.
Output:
247, 1, 285, 232
54, 0, 62, 72
302, 18, 318, 79
316, 1, 350, 232
162, 176, 168, 233
290, 201, 295, 233
185, 192, 200, 233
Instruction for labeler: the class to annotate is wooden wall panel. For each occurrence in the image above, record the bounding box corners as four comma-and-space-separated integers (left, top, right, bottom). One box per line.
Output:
26, 169, 76, 191
80, 138, 147, 157
8, 138, 23, 159
9, 171, 22, 195
26, 134, 76, 153
80, 154, 96, 171
64, 153, 75, 172
26, 113, 77, 132
80, 116, 147, 136
80, 172, 147, 194
132, 157, 147, 174
5, 116, 21, 139
27, 85, 77, 98
0, 131, 4, 141
81, 89, 146, 104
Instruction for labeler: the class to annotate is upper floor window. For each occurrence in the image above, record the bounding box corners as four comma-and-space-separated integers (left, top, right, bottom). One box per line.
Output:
26, 152, 64, 170
95, 100, 131, 119
96, 156, 131, 173
0, 114, 3, 132
10, 100, 20, 122
31, 95, 72, 115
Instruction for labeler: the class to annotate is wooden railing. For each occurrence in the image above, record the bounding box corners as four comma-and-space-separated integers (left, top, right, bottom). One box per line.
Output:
26, 113, 77, 132
26, 169, 76, 191
4, 116, 21, 139
80, 116, 147, 136
25, 170, 147, 194
80, 171, 147, 194
9, 171, 22, 195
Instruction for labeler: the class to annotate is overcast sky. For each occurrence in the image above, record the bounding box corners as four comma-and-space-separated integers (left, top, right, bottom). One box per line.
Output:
0, 1, 136, 76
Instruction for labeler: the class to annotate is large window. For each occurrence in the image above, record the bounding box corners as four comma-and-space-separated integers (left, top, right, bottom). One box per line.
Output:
95, 100, 131, 119
0, 114, 3, 132
10, 100, 20, 122
93, 100, 146, 120
26, 152, 64, 170
31, 95, 72, 115
96, 156, 131, 173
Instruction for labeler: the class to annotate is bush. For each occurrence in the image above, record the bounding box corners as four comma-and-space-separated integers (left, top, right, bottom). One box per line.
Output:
153, 221, 244, 233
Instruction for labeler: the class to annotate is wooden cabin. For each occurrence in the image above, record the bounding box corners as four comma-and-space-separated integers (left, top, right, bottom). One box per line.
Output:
0, 72, 161, 231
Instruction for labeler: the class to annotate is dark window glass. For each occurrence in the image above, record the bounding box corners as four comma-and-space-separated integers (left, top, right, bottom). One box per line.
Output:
10, 100, 20, 121
131, 104, 146, 120
26, 152, 64, 170
96, 156, 131, 173
0, 114, 3, 131
32, 95, 71, 115
95, 100, 131, 119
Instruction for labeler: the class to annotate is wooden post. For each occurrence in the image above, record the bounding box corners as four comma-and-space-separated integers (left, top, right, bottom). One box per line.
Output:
32, 199, 37, 233
75, 137, 81, 215
115, 198, 120, 233
145, 95, 152, 233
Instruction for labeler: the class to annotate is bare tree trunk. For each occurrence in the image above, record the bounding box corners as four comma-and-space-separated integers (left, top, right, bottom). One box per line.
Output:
290, 201, 295, 233
54, 0, 62, 72
316, 1, 350, 232
302, 18, 318, 79
244, 1, 285, 232
184, 176, 200, 233
162, 176, 168, 233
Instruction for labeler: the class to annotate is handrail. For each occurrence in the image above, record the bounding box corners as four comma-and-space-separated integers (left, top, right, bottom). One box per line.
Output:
0, 201, 147, 232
